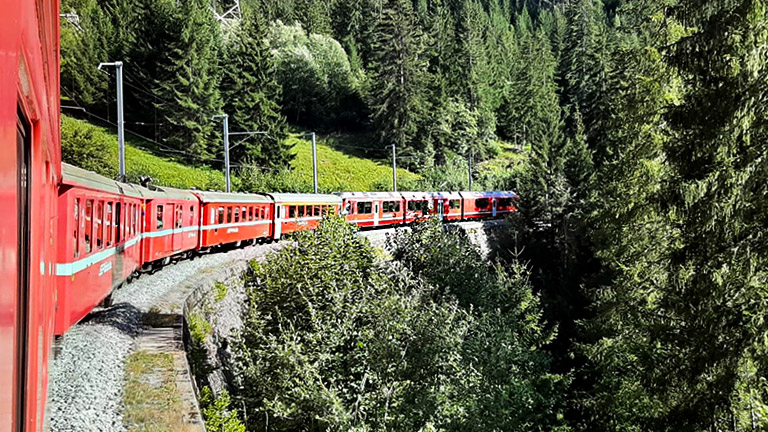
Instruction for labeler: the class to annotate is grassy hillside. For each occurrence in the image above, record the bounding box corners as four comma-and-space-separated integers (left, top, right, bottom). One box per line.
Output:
61, 116, 420, 193
62, 115, 227, 190
288, 135, 419, 192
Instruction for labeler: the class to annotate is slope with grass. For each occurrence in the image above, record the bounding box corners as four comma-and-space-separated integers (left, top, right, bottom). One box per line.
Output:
62, 115, 227, 190
288, 135, 419, 192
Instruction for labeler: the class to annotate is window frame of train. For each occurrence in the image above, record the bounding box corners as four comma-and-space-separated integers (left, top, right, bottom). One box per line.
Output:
449, 199, 461, 210
382, 201, 400, 213
475, 198, 490, 209
156, 204, 164, 230
356, 201, 373, 214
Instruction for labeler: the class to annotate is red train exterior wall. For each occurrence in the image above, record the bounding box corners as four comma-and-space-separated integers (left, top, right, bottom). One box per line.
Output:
199, 202, 273, 248
141, 198, 199, 266
54, 185, 143, 335
0, 0, 61, 430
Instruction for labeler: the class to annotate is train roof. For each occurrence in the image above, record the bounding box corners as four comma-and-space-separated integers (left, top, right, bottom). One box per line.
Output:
458, 191, 518, 199
335, 191, 403, 200
399, 191, 434, 200
192, 190, 271, 204
266, 193, 342, 204
134, 184, 198, 201
62, 163, 144, 198
430, 191, 463, 199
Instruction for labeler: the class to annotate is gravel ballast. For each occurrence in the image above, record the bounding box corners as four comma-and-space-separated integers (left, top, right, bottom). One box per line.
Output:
48, 244, 277, 432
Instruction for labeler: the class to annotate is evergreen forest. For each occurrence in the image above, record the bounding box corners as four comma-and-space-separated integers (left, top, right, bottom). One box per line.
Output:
60, 0, 768, 430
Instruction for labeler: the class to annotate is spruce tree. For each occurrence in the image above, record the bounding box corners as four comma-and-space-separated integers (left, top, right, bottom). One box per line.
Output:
221, 12, 292, 170
156, 0, 223, 162
367, 0, 429, 154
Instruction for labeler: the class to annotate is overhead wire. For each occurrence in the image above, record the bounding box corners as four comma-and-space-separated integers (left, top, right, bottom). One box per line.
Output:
61, 87, 223, 164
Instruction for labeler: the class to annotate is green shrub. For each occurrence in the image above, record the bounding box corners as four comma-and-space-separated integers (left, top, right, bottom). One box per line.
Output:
200, 387, 246, 432
232, 217, 566, 431
188, 312, 212, 345
213, 281, 227, 303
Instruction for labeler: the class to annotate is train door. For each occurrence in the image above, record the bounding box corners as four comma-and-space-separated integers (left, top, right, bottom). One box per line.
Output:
14, 110, 31, 432
492, 198, 497, 217
274, 205, 282, 239
437, 199, 445, 221
373, 202, 380, 226
172, 204, 183, 251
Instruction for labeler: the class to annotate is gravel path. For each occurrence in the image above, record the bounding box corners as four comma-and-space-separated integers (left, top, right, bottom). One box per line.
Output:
48, 244, 278, 432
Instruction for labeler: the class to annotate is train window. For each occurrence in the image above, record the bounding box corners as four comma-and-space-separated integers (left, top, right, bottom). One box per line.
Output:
175, 205, 183, 229
96, 201, 104, 249
242, 206, 247, 222
498, 198, 512, 208
288, 206, 296, 218
298, 206, 306, 217
189, 206, 194, 225
106, 203, 113, 246
234, 207, 240, 223
218, 207, 224, 224
357, 201, 372, 214
226, 206, 232, 223
85, 200, 93, 253
115, 202, 122, 244
247, 207, 252, 221
383, 201, 399, 213
476, 198, 490, 209
74, 199, 81, 258
449, 199, 461, 210
157, 205, 164, 230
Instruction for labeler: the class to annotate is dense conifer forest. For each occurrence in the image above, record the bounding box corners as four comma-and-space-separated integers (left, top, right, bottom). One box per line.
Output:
61, 0, 768, 430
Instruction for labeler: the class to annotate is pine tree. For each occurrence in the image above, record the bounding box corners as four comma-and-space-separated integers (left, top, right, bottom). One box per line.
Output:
60, 0, 111, 109
221, 11, 292, 170
156, 0, 223, 162
367, 0, 429, 154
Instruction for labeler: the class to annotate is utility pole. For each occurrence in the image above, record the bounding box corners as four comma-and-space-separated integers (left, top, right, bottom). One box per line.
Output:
391, 144, 397, 192
212, 114, 231, 192
213, 113, 270, 193
311, 132, 318, 193
467, 150, 473, 192
98, 61, 125, 181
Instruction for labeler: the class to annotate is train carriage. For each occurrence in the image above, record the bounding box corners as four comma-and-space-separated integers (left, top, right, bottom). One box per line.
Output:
139, 186, 199, 269
459, 191, 518, 220
1, 0, 61, 429
430, 192, 463, 221
268, 193, 342, 239
400, 191, 435, 223
54, 164, 144, 335
194, 191, 273, 249
338, 192, 405, 228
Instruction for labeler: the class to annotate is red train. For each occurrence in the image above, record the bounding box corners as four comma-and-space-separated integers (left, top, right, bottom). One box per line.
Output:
53, 164, 517, 336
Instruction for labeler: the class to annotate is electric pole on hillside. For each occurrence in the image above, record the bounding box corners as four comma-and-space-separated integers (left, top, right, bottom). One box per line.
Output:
391, 144, 397, 192
213, 113, 269, 193
467, 149, 473, 192
98, 61, 125, 182
311, 132, 318, 193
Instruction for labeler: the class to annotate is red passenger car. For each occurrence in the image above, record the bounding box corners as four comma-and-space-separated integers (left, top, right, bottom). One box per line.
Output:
339, 192, 405, 228
55, 164, 144, 335
400, 191, 435, 223
1, 0, 61, 429
269, 193, 342, 239
430, 192, 463, 221
195, 191, 273, 249
459, 191, 518, 219
139, 186, 199, 269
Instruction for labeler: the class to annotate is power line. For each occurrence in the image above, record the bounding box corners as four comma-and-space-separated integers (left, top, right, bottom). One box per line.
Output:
61, 87, 222, 163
